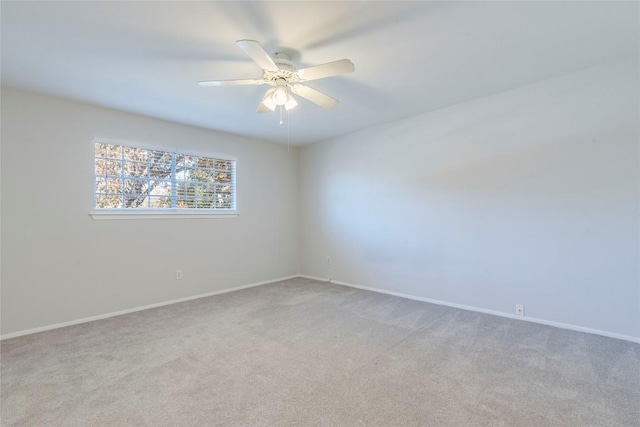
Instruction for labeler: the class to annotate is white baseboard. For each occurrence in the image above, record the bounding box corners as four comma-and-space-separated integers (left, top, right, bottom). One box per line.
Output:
1, 275, 298, 341
297, 274, 330, 283
5, 274, 637, 344
298, 275, 640, 344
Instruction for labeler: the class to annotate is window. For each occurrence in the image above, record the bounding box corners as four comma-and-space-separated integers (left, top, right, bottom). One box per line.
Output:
93, 142, 236, 215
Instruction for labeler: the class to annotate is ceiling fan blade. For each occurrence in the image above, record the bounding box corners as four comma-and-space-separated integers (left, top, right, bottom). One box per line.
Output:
290, 84, 339, 109
236, 39, 279, 72
198, 78, 265, 87
296, 59, 355, 82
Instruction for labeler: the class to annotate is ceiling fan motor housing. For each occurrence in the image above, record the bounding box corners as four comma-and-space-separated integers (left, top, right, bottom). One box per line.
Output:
273, 53, 296, 72
260, 52, 300, 86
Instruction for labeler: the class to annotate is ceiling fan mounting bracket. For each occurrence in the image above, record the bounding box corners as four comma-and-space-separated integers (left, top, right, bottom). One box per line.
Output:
273, 52, 296, 72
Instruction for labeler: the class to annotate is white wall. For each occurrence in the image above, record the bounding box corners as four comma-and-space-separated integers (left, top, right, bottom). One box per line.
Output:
3, 58, 638, 341
1, 88, 300, 336
300, 59, 640, 340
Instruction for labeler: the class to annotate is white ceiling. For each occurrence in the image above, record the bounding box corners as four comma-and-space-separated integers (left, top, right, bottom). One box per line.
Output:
2, 1, 638, 145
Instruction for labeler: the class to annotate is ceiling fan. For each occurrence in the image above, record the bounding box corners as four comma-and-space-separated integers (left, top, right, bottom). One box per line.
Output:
199, 40, 355, 113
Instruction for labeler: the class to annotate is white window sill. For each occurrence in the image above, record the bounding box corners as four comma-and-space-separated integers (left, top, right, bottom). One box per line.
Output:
90, 209, 239, 220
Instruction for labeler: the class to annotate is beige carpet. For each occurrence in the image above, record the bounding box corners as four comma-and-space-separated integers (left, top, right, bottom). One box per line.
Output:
1, 277, 639, 426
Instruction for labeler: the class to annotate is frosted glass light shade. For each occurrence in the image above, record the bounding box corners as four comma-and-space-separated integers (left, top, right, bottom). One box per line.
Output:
273, 86, 288, 105
261, 85, 297, 111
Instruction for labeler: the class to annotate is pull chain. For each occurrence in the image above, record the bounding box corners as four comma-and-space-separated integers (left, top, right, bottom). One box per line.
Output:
276, 106, 290, 150
287, 109, 290, 152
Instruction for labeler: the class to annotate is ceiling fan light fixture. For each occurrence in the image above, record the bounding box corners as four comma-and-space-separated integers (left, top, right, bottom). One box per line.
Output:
273, 86, 288, 106
262, 81, 297, 111
262, 96, 277, 111
284, 92, 298, 111
260, 88, 277, 111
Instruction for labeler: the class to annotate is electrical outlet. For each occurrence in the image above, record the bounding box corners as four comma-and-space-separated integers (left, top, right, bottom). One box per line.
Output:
327, 256, 332, 265
515, 304, 524, 316
176, 269, 183, 280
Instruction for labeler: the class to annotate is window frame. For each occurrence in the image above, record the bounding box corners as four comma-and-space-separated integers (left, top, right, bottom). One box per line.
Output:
90, 139, 238, 220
